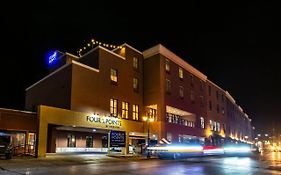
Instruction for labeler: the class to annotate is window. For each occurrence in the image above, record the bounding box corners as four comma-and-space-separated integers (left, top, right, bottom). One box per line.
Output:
110, 99, 118, 117
67, 134, 76, 147
133, 57, 138, 69
216, 91, 219, 100
165, 59, 170, 72
132, 104, 139, 120
179, 67, 183, 79
210, 120, 213, 131
200, 117, 205, 129
214, 121, 217, 131
208, 86, 211, 96
110, 68, 118, 83
86, 136, 93, 148
209, 101, 212, 111
200, 96, 204, 107
217, 104, 219, 113
149, 108, 157, 121
217, 122, 220, 132
200, 80, 204, 91
179, 86, 184, 98
222, 107, 225, 115
221, 94, 224, 102
190, 90, 195, 103
133, 78, 139, 91
190, 74, 194, 87
166, 79, 171, 93
122, 102, 129, 119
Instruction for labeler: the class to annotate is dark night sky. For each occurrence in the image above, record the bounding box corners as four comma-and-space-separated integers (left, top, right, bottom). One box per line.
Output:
1, 1, 281, 134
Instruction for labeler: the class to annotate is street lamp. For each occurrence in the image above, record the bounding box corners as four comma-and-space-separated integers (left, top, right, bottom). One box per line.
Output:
143, 116, 154, 158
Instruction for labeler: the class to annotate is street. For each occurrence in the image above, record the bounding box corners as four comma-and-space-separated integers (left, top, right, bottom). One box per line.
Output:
0, 152, 281, 175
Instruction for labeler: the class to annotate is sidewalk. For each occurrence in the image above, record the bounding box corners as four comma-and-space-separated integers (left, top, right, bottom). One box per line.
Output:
107, 153, 158, 160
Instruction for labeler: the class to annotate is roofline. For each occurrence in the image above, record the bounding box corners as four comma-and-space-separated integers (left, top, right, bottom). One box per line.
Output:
206, 79, 225, 92
111, 43, 142, 55
66, 52, 79, 59
81, 45, 126, 60
225, 91, 236, 104
143, 44, 207, 81
25, 62, 71, 91
0, 108, 36, 114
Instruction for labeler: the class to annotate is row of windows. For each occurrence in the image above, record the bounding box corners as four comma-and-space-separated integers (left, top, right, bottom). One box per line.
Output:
165, 59, 204, 90
166, 113, 195, 128
110, 99, 139, 120
110, 68, 139, 91
210, 120, 220, 132
208, 101, 225, 114
208, 86, 225, 102
166, 79, 205, 106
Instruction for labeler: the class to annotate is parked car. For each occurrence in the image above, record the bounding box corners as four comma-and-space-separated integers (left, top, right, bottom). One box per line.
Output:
0, 135, 13, 159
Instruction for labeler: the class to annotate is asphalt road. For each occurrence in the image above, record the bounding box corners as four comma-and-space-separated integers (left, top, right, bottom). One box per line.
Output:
0, 152, 280, 175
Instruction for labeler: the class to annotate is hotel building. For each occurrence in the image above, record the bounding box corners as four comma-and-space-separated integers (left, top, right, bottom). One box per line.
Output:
0, 43, 253, 157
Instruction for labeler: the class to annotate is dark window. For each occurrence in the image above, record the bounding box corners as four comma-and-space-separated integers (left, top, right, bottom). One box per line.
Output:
216, 91, 219, 100
217, 104, 219, 113
179, 86, 184, 98
190, 74, 194, 87
208, 86, 211, 96
166, 79, 171, 93
200, 96, 204, 107
200, 80, 204, 91
209, 101, 212, 111
86, 136, 93, 148
190, 90, 195, 103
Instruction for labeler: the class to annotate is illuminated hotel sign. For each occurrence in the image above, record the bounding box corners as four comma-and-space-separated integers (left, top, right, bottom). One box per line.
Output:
86, 114, 121, 129
48, 52, 57, 64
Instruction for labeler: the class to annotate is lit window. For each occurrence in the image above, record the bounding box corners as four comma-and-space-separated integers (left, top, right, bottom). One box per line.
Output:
200, 117, 205, 129
179, 86, 184, 98
110, 68, 118, 83
67, 134, 76, 147
110, 99, 118, 117
210, 120, 213, 131
222, 107, 225, 115
122, 102, 129, 119
166, 79, 171, 93
179, 67, 183, 79
214, 121, 217, 131
133, 57, 139, 69
217, 122, 220, 132
132, 104, 139, 120
190, 90, 195, 103
133, 78, 139, 91
149, 108, 157, 121
165, 59, 170, 72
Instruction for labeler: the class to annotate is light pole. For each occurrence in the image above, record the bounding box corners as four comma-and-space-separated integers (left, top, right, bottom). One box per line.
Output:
143, 116, 154, 158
